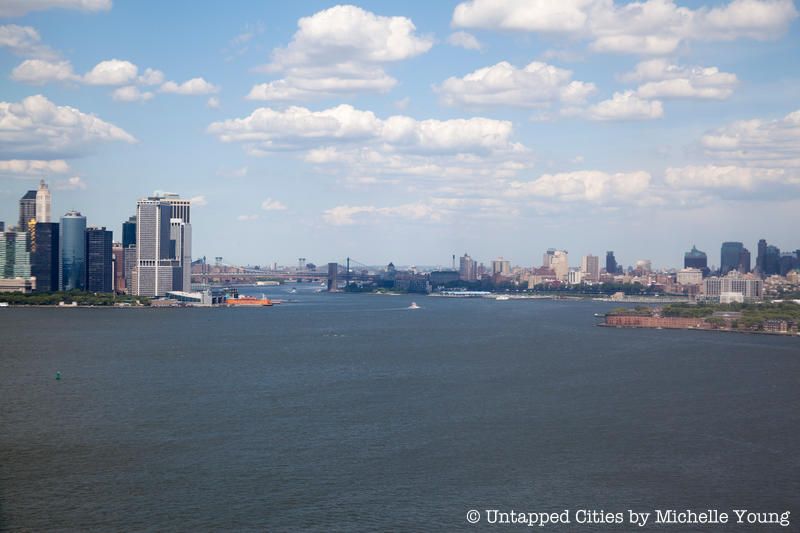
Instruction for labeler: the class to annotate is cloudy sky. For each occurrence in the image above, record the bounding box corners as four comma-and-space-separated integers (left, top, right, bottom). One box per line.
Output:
1, 0, 798, 269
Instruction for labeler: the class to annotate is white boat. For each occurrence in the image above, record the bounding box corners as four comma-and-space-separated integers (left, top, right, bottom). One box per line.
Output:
495, 295, 510, 301
408, 302, 420, 309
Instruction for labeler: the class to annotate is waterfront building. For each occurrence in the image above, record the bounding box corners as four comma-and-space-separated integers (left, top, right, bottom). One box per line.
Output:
605, 251, 617, 274
459, 253, 477, 281
550, 250, 569, 281
327, 262, 338, 291
35, 180, 51, 223
720, 242, 744, 275
18, 190, 36, 231
132, 198, 176, 297
31, 222, 59, 292
683, 245, 708, 274
124, 245, 136, 291
112, 242, 125, 293
85, 227, 113, 293
170, 217, 191, 291
491, 257, 511, 276
60, 211, 86, 291
702, 272, 763, 302
580, 255, 599, 281
677, 268, 703, 286
0, 231, 32, 284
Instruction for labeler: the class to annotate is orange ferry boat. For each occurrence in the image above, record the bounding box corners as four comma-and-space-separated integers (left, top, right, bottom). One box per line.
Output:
227, 295, 273, 307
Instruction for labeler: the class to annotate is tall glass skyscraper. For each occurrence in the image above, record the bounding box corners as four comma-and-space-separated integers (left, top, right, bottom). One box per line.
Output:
720, 242, 744, 275
18, 190, 36, 230
31, 222, 59, 292
60, 211, 87, 291
86, 227, 113, 293
605, 251, 617, 274
35, 180, 51, 223
132, 198, 175, 296
122, 215, 136, 248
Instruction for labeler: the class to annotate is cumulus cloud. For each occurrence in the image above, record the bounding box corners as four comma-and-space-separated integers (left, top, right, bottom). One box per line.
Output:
160, 77, 219, 95
83, 59, 138, 85
261, 198, 287, 211
112, 85, 153, 102
206, 96, 220, 109
11, 59, 77, 84
0, 0, 111, 17
137, 68, 164, 86
208, 104, 522, 155
248, 5, 433, 101
622, 59, 738, 100
507, 170, 652, 203
664, 165, 787, 190
452, 0, 798, 55
436, 60, 596, 108
0, 94, 136, 160
54, 175, 87, 190
323, 202, 440, 225
447, 31, 483, 50
0, 159, 70, 176
0, 25, 57, 59
585, 91, 663, 120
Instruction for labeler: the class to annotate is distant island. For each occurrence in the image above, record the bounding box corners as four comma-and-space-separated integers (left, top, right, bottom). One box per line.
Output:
602, 302, 800, 336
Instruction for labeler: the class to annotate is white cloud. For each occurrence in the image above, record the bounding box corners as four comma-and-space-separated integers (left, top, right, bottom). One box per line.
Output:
452, 0, 798, 55
248, 5, 433, 101
622, 59, 738, 100
0, 24, 57, 59
237, 214, 259, 221
206, 96, 220, 109
208, 104, 522, 155
664, 165, 787, 190
137, 68, 164, 86
160, 77, 219, 95
190, 195, 208, 207
0, 159, 70, 175
0, 94, 136, 160
586, 91, 663, 120
507, 170, 652, 203
54, 176, 87, 190
447, 31, 483, 50
323, 202, 440, 225
393, 96, 410, 110
11, 59, 77, 84
83, 59, 138, 85
437, 60, 595, 108
261, 198, 287, 211
0, 0, 111, 17
112, 85, 153, 102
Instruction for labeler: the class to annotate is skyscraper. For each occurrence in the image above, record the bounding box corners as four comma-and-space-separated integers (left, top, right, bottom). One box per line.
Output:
122, 215, 136, 248
605, 251, 617, 275
550, 250, 569, 281
132, 198, 176, 297
738, 248, 751, 274
581, 255, 599, 281
0, 231, 31, 279
35, 180, 51, 223
756, 239, 767, 274
60, 211, 87, 291
763, 245, 781, 276
491, 257, 511, 276
720, 242, 744, 275
459, 253, 477, 281
112, 242, 125, 293
85, 227, 113, 293
18, 190, 36, 230
31, 222, 59, 292
543, 249, 556, 268
684, 245, 708, 272
158, 194, 192, 291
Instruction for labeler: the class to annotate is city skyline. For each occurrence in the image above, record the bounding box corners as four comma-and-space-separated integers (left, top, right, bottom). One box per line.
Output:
1, 1, 799, 266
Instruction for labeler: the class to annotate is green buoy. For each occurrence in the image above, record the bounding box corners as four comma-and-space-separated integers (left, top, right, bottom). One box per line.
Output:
55, 371, 61, 380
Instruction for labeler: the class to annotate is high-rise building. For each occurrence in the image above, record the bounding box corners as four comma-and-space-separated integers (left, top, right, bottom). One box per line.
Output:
763, 245, 781, 276
491, 257, 511, 276
605, 251, 617, 275
580, 255, 599, 281
60, 211, 86, 291
550, 250, 569, 281
85, 227, 113, 293
543, 249, 556, 268
684, 245, 708, 273
738, 248, 751, 273
778, 253, 795, 276
35, 180, 51, 223
459, 253, 477, 281
0, 221, 4, 232
720, 242, 744, 276
31, 222, 59, 292
132, 198, 176, 297
0, 231, 31, 279
756, 239, 767, 275
19, 190, 37, 230
122, 215, 136, 248
112, 242, 125, 293
170, 217, 191, 290
124, 246, 136, 293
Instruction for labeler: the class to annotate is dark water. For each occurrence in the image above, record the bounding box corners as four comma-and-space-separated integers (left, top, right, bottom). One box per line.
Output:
1, 286, 799, 532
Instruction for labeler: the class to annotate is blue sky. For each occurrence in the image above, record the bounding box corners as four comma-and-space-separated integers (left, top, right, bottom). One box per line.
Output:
1, 0, 798, 269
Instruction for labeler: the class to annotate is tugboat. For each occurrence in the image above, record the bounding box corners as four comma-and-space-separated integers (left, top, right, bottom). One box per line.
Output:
227, 294, 273, 307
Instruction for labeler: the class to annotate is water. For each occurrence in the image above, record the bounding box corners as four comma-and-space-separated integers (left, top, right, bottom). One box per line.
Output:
1, 286, 798, 531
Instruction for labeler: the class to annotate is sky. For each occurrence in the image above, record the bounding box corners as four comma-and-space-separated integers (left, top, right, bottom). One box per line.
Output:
0, 0, 798, 270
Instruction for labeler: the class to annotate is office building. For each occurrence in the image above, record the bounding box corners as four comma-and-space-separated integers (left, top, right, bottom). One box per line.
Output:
60, 211, 86, 291
677, 268, 703, 286
738, 247, 751, 273
683, 245, 708, 273
170, 217, 191, 291
459, 253, 477, 281
568, 269, 583, 285
756, 239, 767, 275
763, 245, 781, 276
702, 273, 763, 302
35, 180, 51, 223
85, 227, 113, 293
0, 231, 31, 279
491, 257, 511, 276
19, 190, 37, 230
720, 242, 744, 276
550, 250, 569, 281
122, 215, 136, 248
580, 255, 599, 281
112, 242, 125, 293
31, 222, 59, 292
543, 249, 556, 268
132, 198, 176, 297
605, 251, 618, 274
0, 222, 4, 232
